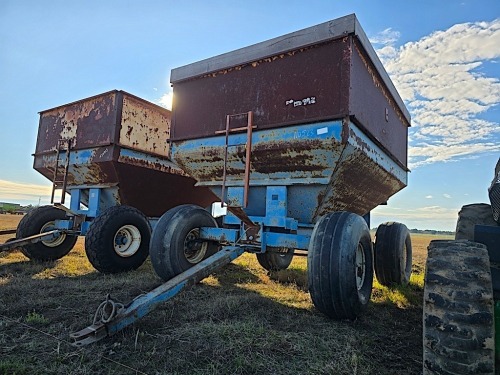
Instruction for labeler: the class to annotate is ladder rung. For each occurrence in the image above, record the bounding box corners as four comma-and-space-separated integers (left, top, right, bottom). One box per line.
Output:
215, 125, 257, 135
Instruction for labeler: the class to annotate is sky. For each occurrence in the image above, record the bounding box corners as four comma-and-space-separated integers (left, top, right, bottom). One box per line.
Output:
0, 0, 499, 231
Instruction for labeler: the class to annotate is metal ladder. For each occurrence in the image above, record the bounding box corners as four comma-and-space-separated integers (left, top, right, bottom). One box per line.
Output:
51, 139, 72, 205
217, 111, 254, 208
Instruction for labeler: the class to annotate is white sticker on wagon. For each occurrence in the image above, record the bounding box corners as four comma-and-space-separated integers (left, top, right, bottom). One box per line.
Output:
317, 127, 328, 135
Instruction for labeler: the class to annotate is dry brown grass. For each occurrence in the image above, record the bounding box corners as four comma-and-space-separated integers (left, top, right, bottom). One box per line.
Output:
0, 214, 23, 244
0, 214, 23, 230
0, 216, 451, 375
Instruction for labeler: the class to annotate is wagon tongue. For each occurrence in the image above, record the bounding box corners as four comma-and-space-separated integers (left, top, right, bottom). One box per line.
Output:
0, 229, 66, 253
70, 246, 245, 346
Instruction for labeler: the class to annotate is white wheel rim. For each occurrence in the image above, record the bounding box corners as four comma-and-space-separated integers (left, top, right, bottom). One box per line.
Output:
41, 221, 66, 247
113, 225, 141, 257
184, 228, 208, 264
355, 243, 366, 290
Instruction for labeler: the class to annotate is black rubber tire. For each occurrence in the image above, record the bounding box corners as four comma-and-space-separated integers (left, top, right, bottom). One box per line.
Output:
374, 222, 412, 286
490, 157, 500, 223
423, 240, 494, 374
308, 211, 373, 319
455, 204, 497, 241
149, 204, 218, 281
85, 206, 151, 273
257, 248, 294, 271
16, 205, 77, 261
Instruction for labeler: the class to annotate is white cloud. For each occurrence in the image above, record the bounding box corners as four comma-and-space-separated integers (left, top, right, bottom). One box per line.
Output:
372, 204, 459, 230
376, 19, 500, 168
425, 195, 433, 199
443, 194, 452, 199
370, 28, 401, 46
0, 179, 51, 204
157, 90, 173, 110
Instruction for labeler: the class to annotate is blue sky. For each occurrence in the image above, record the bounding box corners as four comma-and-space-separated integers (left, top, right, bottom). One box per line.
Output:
1, 0, 499, 230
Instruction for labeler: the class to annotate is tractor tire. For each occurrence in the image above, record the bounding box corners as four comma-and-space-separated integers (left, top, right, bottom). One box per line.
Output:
455, 204, 497, 241
308, 211, 373, 319
16, 205, 77, 261
423, 240, 494, 375
149, 205, 218, 281
489, 157, 500, 223
374, 222, 412, 286
85, 206, 151, 273
257, 249, 294, 271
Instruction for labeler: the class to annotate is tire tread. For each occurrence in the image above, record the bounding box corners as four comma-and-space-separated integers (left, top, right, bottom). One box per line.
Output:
423, 240, 494, 374
85, 205, 151, 273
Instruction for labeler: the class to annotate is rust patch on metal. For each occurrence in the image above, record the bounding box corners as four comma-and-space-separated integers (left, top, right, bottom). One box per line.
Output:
315, 147, 405, 218
119, 95, 171, 157
36, 92, 117, 154
117, 154, 186, 177
251, 139, 325, 174
174, 137, 335, 184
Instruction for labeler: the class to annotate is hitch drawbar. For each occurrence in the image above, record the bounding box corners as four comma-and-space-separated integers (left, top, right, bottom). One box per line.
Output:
0, 230, 65, 253
70, 246, 245, 346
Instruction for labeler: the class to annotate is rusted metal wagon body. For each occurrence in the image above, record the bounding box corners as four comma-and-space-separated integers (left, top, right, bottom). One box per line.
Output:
72, 14, 415, 345
7, 91, 215, 273
34, 90, 215, 216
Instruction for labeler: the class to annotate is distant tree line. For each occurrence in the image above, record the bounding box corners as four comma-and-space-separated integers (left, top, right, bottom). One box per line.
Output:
408, 228, 454, 236
371, 228, 455, 236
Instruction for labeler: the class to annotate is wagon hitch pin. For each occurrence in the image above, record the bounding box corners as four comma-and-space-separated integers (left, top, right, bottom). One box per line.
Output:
69, 294, 123, 346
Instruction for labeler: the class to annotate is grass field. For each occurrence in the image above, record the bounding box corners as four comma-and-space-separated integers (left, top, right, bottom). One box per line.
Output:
0, 214, 453, 374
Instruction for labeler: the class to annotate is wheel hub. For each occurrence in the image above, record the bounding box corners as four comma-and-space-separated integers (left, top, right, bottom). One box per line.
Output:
40, 221, 66, 247
184, 228, 208, 264
113, 225, 141, 257
355, 243, 366, 290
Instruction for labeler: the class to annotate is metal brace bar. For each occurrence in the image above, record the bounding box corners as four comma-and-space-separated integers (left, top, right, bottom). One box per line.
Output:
70, 246, 245, 346
0, 230, 65, 253
0, 229, 16, 235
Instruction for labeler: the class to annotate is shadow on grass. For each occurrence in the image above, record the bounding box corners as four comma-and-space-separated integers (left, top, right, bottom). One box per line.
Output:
0, 258, 58, 277
267, 266, 308, 291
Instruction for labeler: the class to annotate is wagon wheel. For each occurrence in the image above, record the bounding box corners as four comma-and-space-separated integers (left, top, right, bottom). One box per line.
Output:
16, 205, 77, 261
149, 204, 219, 281
423, 240, 494, 374
374, 222, 412, 286
308, 211, 373, 319
257, 248, 294, 271
85, 206, 151, 273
